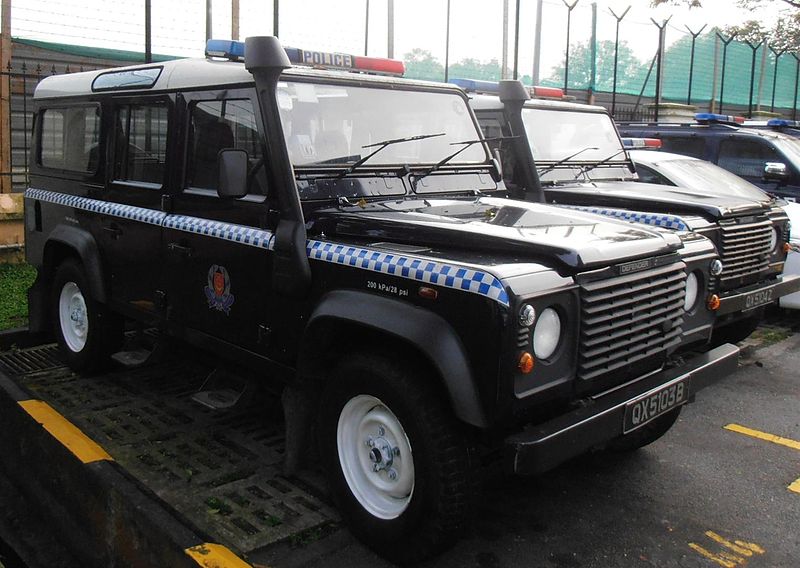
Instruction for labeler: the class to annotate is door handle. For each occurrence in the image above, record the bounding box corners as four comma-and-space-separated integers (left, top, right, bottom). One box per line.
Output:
168, 242, 193, 258
103, 225, 123, 239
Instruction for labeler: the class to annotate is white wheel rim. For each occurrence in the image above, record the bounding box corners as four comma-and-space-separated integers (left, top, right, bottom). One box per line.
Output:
337, 394, 415, 519
58, 281, 88, 353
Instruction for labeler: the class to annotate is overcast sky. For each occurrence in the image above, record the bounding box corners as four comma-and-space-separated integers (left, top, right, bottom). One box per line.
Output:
11, 0, 789, 79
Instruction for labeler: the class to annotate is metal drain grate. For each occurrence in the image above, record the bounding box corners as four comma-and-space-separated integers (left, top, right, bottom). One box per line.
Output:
16, 355, 337, 554
0, 345, 64, 376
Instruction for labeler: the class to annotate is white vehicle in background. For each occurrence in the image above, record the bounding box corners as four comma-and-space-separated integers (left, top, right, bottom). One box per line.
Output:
626, 145, 800, 309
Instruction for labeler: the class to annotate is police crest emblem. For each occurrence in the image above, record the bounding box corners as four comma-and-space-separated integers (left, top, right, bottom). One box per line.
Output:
204, 264, 235, 314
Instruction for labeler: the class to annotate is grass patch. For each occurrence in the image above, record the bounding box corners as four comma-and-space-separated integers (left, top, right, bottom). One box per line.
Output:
0, 263, 36, 330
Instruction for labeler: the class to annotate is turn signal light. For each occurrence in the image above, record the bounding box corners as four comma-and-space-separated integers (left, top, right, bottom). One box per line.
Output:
707, 294, 721, 311
784, 242, 793, 253
518, 352, 534, 374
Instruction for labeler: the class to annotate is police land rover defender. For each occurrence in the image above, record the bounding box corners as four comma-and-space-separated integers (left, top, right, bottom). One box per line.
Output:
24, 38, 739, 563
460, 80, 799, 345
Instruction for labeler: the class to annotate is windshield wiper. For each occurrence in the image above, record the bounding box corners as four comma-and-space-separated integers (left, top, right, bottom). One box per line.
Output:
412, 136, 508, 188
573, 149, 628, 180
336, 132, 446, 178
536, 146, 599, 176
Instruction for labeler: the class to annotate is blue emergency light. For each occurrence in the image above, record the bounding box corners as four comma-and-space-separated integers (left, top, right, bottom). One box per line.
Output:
204, 39, 404, 76
695, 113, 745, 125
449, 78, 501, 94
767, 119, 800, 128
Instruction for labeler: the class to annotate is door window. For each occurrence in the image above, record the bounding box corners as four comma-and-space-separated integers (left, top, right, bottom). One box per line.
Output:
718, 139, 782, 179
114, 104, 168, 185
659, 136, 705, 159
187, 99, 265, 194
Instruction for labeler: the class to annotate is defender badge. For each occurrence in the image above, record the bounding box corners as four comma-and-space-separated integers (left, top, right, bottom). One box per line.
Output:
204, 265, 235, 315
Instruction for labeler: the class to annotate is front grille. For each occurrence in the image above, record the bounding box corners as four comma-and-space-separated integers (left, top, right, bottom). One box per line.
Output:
718, 218, 772, 288
578, 261, 685, 383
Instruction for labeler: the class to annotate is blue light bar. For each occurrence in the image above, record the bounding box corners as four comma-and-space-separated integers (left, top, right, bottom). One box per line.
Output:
205, 39, 245, 61
695, 112, 744, 125
449, 78, 500, 94
767, 119, 800, 128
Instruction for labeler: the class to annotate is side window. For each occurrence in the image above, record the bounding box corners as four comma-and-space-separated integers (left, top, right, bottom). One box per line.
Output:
39, 106, 100, 172
718, 139, 782, 179
114, 103, 168, 185
635, 164, 672, 186
660, 136, 705, 159
187, 99, 264, 193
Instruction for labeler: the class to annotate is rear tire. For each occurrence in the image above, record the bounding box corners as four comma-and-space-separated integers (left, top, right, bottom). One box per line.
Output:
606, 407, 682, 452
318, 352, 473, 565
51, 259, 123, 372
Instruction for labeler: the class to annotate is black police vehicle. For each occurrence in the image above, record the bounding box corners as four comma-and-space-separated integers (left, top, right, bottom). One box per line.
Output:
620, 113, 800, 202
24, 38, 739, 563
459, 80, 799, 345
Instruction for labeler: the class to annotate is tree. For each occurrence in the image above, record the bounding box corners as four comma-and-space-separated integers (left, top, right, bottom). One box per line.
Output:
544, 40, 649, 93
403, 49, 444, 82
448, 58, 503, 81
653, 0, 800, 51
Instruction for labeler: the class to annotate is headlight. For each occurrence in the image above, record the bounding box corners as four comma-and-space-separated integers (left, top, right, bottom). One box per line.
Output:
769, 227, 779, 252
684, 272, 699, 312
533, 307, 562, 359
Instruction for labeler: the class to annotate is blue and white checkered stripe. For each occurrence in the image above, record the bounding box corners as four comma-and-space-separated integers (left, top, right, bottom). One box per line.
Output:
558, 204, 690, 231
25, 188, 166, 225
163, 215, 275, 250
26, 188, 511, 307
307, 240, 510, 307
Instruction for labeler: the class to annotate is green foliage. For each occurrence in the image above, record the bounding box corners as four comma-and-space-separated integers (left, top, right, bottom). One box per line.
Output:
402, 50, 533, 85
544, 40, 650, 93
403, 48, 444, 81
0, 264, 36, 330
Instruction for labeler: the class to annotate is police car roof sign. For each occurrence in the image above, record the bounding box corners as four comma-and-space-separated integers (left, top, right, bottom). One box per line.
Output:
205, 39, 404, 76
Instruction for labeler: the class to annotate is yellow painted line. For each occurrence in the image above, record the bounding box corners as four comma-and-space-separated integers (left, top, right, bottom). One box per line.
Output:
704, 531, 755, 557
688, 543, 737, 568
18, 400, 112, 464
724, 423, 800, 451
789, 478, 800, 494
185, 543, 253, 568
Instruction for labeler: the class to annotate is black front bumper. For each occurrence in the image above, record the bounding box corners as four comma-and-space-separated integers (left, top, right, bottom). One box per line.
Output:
504, 343, 740, 475
716, 274, 800, 316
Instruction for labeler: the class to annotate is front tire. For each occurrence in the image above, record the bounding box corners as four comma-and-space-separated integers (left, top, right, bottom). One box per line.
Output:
318, 352, 473, 565
51, 259, 122, 372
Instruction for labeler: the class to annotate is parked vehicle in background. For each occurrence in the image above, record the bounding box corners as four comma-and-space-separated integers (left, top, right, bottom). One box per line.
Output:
24, 38, 741, 563
458, 79, 800, 344
619, 114, 800, 202
625, 147, 800, 310
742, 118, 800, 139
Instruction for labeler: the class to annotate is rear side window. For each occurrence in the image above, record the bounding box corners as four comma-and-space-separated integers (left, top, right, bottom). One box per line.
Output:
718, 139, 782, 179
114, 103, 168, 185
635, 164, 672, 185
187, 99, 264, 192
659, 136, 705, 159
39, 106, 100, 172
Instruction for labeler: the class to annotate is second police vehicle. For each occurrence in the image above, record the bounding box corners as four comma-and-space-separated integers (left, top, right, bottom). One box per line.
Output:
456, 79, 800, 344
24, 38, 739, 563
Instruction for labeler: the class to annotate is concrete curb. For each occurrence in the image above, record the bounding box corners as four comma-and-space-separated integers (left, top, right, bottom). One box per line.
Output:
0, 368, 254, 568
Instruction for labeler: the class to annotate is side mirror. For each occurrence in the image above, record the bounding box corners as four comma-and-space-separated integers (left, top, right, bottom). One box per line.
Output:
764, 161, 789, 182
491, 148, 504, 183
217, 148, 249, 198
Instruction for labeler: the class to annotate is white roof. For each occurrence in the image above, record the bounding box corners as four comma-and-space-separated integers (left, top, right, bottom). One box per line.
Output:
626, 149, 699, 166
34, 57, 462, 99
467, 92, 607, 114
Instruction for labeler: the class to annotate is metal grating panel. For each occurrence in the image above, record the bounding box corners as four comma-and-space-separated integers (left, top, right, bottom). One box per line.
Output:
0, 345, 63, 376
578, 262, 686, 384
718, 218, 772, 288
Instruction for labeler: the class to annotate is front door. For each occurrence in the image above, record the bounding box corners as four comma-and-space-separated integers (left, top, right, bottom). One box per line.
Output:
162, 90, 274, 354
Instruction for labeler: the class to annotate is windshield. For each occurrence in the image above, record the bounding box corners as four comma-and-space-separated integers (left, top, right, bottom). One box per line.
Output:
772, 136, 800, 166
649, 157, 771, 201
521, 107, 624, 162
278, 82, 487, 168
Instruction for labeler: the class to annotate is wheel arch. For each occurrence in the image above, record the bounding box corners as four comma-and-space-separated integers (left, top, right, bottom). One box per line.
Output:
298, 290, 489, 429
